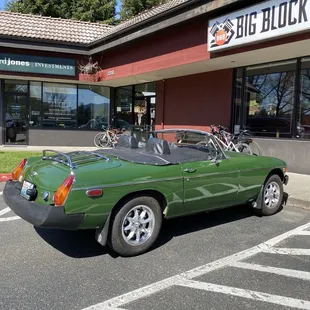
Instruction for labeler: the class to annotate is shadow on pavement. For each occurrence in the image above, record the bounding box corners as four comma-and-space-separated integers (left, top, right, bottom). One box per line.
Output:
34, 202, 258, 259
34, 192, 288, 259
34, 227, 118, 258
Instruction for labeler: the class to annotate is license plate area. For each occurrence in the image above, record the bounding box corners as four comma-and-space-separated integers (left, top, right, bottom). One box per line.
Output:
20, 180, 35, 200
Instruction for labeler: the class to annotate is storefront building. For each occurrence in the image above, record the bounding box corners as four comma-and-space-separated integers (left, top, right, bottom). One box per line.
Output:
0, 0, 310, 174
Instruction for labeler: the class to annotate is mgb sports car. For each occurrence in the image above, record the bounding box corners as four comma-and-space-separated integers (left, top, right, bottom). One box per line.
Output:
3, 129, 289, 257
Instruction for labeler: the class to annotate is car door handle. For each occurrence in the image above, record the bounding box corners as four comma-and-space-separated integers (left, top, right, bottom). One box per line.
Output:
184, 168, 196, 173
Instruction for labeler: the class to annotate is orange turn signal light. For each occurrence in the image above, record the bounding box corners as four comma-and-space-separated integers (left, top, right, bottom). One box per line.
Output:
53, 174, 75, 207
12, 158, 27, 181
283, 167, 288, 174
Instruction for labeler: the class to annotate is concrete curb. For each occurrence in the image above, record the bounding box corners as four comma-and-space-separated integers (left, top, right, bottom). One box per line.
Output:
0, 174, 12, 182
287, 197, 310, 210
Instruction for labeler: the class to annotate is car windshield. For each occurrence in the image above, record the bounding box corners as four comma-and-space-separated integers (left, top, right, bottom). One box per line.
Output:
150, 129, 224, 157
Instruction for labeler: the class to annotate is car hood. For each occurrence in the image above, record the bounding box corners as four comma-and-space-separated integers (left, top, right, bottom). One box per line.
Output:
225, 151, 287, 168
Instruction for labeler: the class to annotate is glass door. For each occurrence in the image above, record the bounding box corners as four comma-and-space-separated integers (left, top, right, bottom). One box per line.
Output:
133, 98, 150, 142
4, 80, 29, 145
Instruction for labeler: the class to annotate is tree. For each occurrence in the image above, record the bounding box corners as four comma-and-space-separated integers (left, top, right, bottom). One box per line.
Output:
5, 0, 116, 24
119, 0, 167, 20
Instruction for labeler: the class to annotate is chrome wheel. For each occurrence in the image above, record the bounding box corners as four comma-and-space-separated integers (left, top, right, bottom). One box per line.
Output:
122, 205, 155, 246
264, 181, 280, 209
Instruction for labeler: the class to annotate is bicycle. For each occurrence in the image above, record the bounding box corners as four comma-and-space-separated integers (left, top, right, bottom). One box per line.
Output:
94, 126, 125, 148
210, 125, 261, 156
196, 125, 260, 155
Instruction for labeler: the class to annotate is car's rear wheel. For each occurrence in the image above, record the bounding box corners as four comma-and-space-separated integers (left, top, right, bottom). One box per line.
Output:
109, 196, 162, 257
260, 174, 283, 216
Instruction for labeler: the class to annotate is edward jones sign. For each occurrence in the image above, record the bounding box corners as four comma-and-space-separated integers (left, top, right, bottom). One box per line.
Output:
0, 53, 76, 76
208, 0, 309, 52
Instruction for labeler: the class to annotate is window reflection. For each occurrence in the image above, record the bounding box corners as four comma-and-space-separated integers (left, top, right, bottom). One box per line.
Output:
244, 60, 296, 137
42, 83, 77, 128
4, 80, 28, 93
115, 86, 133, 130
77, 85, 110, 129
300, 58, 310, 139
30, 82, 42, 127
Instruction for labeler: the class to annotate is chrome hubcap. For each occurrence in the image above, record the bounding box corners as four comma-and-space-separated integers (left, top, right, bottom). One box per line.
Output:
122, 205, 154, 246
264, 181, 280, 208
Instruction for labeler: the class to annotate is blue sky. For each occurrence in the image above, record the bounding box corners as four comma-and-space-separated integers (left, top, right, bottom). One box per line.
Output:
0, 0, 121, 12
0, 0, 5, 10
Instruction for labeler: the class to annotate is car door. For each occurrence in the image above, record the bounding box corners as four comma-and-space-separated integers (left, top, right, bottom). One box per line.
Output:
182, 156, 239, 214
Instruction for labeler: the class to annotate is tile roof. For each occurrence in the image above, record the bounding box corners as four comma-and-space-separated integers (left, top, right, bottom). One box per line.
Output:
0, 0, 192, 45
99, 0, 192, 41
0, 11, 114, 44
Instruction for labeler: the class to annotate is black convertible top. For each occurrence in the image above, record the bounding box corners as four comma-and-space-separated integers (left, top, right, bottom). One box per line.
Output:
96, 134, 215, 166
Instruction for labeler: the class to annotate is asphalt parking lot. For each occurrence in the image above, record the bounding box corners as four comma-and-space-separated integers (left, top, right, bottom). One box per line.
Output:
1, 183, 310, 310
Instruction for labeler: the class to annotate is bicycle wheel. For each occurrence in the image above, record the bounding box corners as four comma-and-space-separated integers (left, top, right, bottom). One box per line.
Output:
235, 142, 252, 154
248, 140, 262, 156
94, 133, 103, 147
94, 133, 110, 147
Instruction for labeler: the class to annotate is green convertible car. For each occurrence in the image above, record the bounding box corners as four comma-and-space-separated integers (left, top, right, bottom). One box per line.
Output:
3, 129, 289, 257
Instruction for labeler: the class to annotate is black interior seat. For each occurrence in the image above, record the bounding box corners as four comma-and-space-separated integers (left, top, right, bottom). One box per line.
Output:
146, 137, 171, 155
116, 135, 139, 149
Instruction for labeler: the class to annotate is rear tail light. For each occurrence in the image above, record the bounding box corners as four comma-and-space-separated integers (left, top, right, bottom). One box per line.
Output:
53, 174, 75, 207
12, 158, 27, 181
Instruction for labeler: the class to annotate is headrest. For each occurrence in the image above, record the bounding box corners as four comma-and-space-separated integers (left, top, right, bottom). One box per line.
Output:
116, 135, 139, 149
146, 137, 171, 155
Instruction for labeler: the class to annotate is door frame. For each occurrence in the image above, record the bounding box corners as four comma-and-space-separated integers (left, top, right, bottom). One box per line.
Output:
2, 80, 30, 145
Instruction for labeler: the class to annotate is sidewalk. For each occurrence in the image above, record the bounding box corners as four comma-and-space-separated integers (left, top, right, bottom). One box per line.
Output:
286, 172, 310, 210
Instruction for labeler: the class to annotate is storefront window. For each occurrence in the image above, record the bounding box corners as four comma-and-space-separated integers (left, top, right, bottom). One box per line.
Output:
243, 60, 296, 137
42, 83, 77, 128
135, 82, 156, 97
233, 68, 244, 134
299, 58, 310, 139
30, 82, 42, 128
115, 86, 133, 129
77, 85, 110, 129
4, 80, 28, 93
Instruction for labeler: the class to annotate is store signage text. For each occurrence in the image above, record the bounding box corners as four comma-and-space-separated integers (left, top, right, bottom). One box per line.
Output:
0, 53, 76, 76
208, 0, 310, 52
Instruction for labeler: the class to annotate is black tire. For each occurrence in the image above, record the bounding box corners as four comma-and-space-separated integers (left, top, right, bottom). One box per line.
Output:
109, 196, 162, 257
260, 175, 283, 216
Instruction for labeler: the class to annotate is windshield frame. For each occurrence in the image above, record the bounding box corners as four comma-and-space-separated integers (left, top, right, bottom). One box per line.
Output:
150, 128, 227, 159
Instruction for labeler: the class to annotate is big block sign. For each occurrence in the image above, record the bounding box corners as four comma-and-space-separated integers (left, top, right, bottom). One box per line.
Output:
208, 0, 310, 52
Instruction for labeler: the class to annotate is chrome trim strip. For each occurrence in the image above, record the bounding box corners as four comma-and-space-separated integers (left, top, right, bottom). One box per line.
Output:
184, 170, 240, 179
240, 168, 266, 173
72, 176, 183, 191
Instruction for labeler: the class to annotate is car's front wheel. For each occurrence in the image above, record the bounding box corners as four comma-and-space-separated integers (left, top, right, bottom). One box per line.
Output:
109, 196, 162, 257
260, 174, 284, 216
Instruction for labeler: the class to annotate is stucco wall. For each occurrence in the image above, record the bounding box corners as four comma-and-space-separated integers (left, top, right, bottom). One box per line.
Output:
155, 69, 233, 131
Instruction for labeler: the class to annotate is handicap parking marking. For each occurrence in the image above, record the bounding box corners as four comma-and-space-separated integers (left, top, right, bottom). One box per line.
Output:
0, 216, 20, 222
81, 220, 310, 310
0, 191, 21, 222
0, 207, 10, 217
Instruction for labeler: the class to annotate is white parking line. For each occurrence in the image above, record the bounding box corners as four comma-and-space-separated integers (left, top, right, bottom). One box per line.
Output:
262, 248, 310, 256
0, 216, 20, 222
231, 262, 310, 281
179, 280, 310, 310
295, 231, 310, 236
0, 207, 10, 216
81, 221, 310, 310
0, 191, 3, 196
